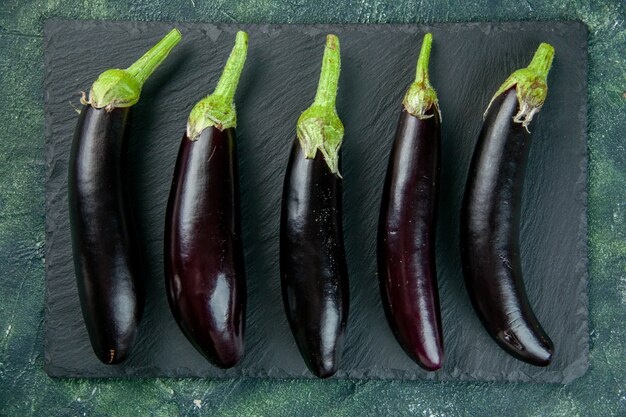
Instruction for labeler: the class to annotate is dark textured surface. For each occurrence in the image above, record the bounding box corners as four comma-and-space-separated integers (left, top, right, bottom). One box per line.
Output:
44, 21, 588, 382
1, 0, 625, 415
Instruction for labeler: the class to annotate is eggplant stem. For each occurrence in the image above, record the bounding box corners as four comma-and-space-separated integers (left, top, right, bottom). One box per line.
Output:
313, 34, 341, 108
414, 32, 432, 85
402, 33, 441, 120
297, 34, 345, 176
187, 31, 249, 139
527, 43, 555, 78
213, 31, 249, 105
484, 42, 555, 131
126, 29, 183, 85
87, 29, 182, 110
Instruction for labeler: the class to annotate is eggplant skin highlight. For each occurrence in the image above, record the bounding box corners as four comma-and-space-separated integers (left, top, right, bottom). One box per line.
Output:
460, 43, 556, 367
378, 109, 443, 371
165, 127, 246, 368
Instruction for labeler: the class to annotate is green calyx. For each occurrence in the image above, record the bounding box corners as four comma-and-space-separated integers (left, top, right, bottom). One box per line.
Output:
187, 31, 248, 140
403, 33, 440, 120
298, 105, 344, 175
82, 28, 182, 110
485, 42, 555, 131
297, 34, 344, 176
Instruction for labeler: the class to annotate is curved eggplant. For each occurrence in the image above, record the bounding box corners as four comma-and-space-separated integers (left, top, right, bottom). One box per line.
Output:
164, 31, 248, 368
69, 29, 181, 364
378, 33, 444, 371
280, 34, 349, 378
69, 106, 140, 364
460, 43, 555, 366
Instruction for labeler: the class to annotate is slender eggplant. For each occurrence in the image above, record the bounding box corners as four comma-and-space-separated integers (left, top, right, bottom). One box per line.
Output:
69, 29, 181, 364
460, 43, 555, 366
164, 31, 248, 368
281, 35, 348, 378
377, 33, 444, 371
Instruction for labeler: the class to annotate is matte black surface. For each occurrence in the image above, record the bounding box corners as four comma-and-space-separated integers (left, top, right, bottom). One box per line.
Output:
44, 20, 589, 382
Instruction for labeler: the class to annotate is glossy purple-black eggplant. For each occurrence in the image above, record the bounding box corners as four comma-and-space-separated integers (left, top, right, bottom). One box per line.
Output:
281, 35, 349, 378
460, 43, 555, 366
68, 30, 181, 364
164, 32, 248, 368
378, 34, 444, 371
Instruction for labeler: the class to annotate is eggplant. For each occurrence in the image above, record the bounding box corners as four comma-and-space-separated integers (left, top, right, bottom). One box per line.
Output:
165, 31, 248, 368
378, 33, 444, 371
460, 43, 555, 366
280, 34, 349, 378
69, 29, 181, 364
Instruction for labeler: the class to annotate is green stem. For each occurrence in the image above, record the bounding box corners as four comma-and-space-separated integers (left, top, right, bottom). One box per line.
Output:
402, 33, 440, 119
86, 28, 182, 110
414, 33, 432, 85
126, 29, 183, 86
527, 43, 555, 78
213, 31, 249, 104
186, 31, 249, 139
296, 34, 344, 176
485, 42, 555, 131
313, 34, 341, 108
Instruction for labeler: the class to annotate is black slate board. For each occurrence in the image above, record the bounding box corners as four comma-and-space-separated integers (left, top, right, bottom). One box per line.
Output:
44, 20, 589, 383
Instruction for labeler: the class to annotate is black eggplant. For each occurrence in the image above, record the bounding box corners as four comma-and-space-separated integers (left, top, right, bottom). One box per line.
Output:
281, 34, 349, 378
69, 29, 181, 364
378, 33, 444, 371
460, 43, 555, 366
165, 31, 248, 368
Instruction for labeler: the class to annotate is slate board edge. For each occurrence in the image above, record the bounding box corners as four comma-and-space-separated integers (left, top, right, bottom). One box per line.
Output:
568, 21, 591, 385
42, 20, 590, 383
42, 18, 590, 37
43, 18, 63, 379
43, 363, 574, 384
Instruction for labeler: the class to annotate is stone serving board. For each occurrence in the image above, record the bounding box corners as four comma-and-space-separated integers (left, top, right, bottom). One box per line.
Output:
44, 20, 589, 382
